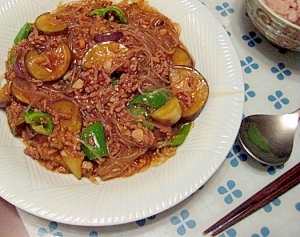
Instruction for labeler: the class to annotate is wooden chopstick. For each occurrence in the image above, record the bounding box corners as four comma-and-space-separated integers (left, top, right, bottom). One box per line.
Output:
209, 175, 299, 236
204, 162, 300, 234
203, 162, 300, 236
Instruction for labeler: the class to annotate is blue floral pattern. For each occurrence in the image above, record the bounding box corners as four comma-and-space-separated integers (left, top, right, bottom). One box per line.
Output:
242, 31, 262, 47
295, 202, 300, 211
226, 144, 247, 167
263, 198, 281, 212
170, 210, 196, 235
89, 231, 98, 237
218, 228, 237, 237
244, 83, 256, 102
136, 215, 156, 226
270, 63, 291, 80
37, 222, 63, 237
215, 2, 235, 17
268, 90, 289, 109
251, 227, 270, 237
241, 56, 259, 73
266, 164, 284, 175
218, 180, 242, 204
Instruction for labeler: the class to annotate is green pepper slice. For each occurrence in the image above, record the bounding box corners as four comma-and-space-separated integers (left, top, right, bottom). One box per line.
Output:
128, 90, 169, 130
80, 122, 109, 160
130, 107, 148, 117
168, 122, 192, 146
128, 90, 170, 110
130, 107, 155, 130
14, 22, 32, 45
90, 6, 128, 24
24, 109, 54, 136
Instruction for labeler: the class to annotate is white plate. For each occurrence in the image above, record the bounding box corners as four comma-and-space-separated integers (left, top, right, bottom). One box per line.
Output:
0, 0, 244, 226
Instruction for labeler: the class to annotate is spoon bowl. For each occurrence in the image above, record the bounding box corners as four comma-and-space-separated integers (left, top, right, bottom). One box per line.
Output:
239, 108, 300, 166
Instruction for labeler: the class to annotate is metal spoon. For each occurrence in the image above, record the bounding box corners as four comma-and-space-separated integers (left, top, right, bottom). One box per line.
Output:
239, 108, 300, 166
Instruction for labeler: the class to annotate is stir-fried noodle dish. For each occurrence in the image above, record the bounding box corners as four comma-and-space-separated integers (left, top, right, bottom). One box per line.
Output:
0, 0, 209, 181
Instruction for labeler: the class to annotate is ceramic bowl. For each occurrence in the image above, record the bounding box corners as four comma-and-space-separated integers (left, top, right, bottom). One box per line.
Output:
244, 0, 300, 51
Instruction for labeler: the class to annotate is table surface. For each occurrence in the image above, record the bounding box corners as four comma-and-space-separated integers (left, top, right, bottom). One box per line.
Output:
1, 0, 300, 236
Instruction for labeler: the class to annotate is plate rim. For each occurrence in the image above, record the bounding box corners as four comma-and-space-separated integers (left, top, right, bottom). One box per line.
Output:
0, 0, 244, 226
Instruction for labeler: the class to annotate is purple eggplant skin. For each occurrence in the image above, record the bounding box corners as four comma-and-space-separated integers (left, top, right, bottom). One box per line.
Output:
94, 32, 124, 43
14, 51, 26, 79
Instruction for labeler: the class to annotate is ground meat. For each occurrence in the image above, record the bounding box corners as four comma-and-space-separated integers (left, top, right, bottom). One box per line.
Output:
2, 0, 187, 181
24, 146, 41, 160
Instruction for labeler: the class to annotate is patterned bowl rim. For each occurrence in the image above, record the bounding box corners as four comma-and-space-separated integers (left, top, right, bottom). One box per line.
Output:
256, 0, 300, 31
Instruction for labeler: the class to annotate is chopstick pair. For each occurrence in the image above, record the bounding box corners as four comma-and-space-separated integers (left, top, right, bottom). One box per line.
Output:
203, 162, 300, 236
